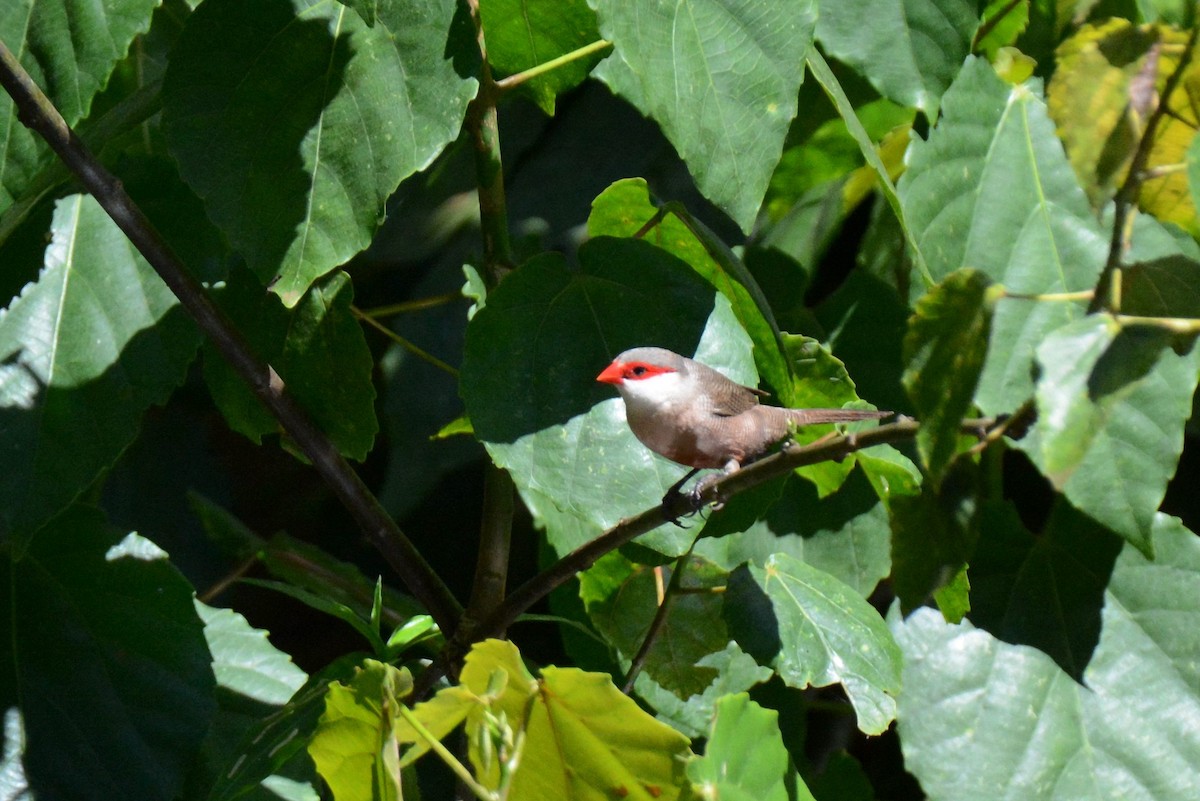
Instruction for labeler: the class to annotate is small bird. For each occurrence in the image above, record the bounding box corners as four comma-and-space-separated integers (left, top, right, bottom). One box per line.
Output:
596, 347, 890, 512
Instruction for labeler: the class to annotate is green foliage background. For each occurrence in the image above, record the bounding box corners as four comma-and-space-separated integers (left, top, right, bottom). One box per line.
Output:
2, 0, 1200, 799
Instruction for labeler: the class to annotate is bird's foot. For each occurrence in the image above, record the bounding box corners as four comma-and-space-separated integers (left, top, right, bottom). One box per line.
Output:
661, 488, 701, 527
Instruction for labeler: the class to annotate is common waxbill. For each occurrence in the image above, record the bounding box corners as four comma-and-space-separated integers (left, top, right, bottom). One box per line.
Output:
596, 347, 890, 499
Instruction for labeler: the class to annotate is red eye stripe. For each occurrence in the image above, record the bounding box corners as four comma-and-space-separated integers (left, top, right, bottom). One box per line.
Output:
596, 360, 676, 384
620, 361, 674, 380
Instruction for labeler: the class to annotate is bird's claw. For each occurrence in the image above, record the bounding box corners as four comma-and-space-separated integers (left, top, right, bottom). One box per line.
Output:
661, 487, 702, 527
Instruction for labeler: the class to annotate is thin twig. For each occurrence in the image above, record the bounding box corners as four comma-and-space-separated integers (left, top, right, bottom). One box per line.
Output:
351, 305, 460, 376
1093, 26, 1200, 313
361, 292, 465, 317
0, 39, 463, 635
622, 543, 698, 694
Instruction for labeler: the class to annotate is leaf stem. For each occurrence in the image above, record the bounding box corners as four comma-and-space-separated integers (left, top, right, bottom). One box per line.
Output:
0, 39, 464, 636
351, 305, 460, 376
362, 292, 466, 317
397, 704, 495, 801
494, 39, 613, 92
1002, 289, 1094, 302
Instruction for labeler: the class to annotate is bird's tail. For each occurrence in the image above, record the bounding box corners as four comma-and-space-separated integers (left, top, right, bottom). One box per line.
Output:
785, 408, 891, 426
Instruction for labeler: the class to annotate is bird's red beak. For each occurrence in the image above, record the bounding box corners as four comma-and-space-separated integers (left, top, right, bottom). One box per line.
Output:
596, 361, 625, 385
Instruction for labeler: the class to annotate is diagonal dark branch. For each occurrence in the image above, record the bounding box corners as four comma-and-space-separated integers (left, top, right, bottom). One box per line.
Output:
0, 40, 463, 634
409, 415, 1002, 697
1092, 25, 1200, 313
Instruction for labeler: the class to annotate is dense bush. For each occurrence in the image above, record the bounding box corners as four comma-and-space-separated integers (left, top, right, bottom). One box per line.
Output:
2, 1, 1199, 799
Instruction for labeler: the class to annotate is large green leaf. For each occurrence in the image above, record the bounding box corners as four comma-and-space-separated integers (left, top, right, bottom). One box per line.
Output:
0, 194, 200, 543
459, 237, 754, 556
0, 507, 215, 801
687, 694, 792, 801
582, 553, 735, 698
898, 56, 1108, 415
697, 468, 892, 598
969, 501, 1123, 681
1018, 315, 1200, 555
508, 666, 692, 800
210, 655, 363, 801
893, 514, 1200, 800
902, 268, 997, 485
404, 640, 693, 800
588, 179, 789, 398
310, 660, 412, 801
726, 554, 902, 735
203, 268, 378, 460
162, 0, 477, 305
816, 0, 978, 115
0, 0, 160, 215
189, 602, 316, 801
590, 0, 817, 232
627, 643, 773, 738
478, 0, 604, 114
888, 459, 978, 615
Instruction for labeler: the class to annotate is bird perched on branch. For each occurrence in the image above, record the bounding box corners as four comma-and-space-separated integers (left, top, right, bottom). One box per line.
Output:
596, 347, 890, 518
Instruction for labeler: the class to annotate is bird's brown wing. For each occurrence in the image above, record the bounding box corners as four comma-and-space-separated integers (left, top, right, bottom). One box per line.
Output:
707, 376, 763, 417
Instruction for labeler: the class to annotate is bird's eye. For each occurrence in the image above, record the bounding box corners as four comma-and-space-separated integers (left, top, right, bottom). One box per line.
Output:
630, 365, 647, 376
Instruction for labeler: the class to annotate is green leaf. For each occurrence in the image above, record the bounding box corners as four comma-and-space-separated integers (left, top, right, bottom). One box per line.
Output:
976, 0, 1030, 59
0, 507, 214, 801
587, 179, 790, 399
241, 578, 388, 657
478, 0, 605, 114
816, 270, 913, 415
893, 514, 1200, 800
590, 0, 817, 232
1124, 255, 1200, 318
898, 57, 1108, 414
629, 643, 773, 738
816, 0, 979, 115
902, 268, 997, 484
199, 602, 308, 705
1189, 118, 1200, 216
309, 660, 413, 801
337, 0, 380, 26
203, 268, 378, 460
0, 194, 200, 543
508, 665, 692, 800
804, 50, 930, 288
162, 0, 477, 305
460, 238, 753, 556
1046, 19, 1158, 207
210, 655, 363, 801
0, 0, 160, 215
189, 602, 314, 800
888, 460, 978, 614
698, 469, 892, 598
407, 639, 693, 800
727, 554, 902, 735
583, 554, 733, 698
1018, 315, 1200, 555
687, 694, 790, 801
969, 501, 1123, 681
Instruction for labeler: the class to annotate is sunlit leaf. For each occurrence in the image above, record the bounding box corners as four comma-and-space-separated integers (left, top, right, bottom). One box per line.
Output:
898, 56, 1107, 414
590, 0, 817, 231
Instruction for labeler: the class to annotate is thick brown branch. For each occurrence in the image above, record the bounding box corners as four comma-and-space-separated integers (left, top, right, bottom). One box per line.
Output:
0, 40, 463, 634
